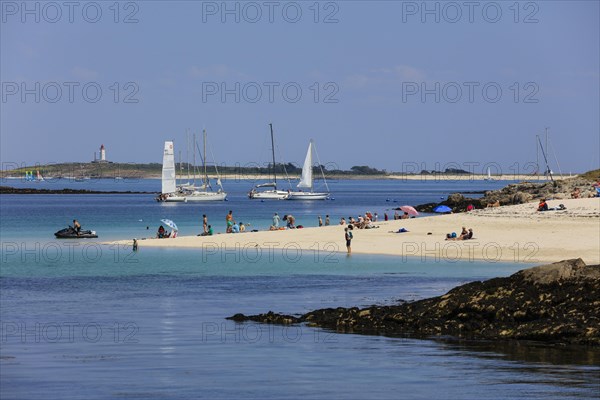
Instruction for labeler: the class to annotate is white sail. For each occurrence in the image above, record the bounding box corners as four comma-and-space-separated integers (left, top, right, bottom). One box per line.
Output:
297, 141, 313, 189
162, 141, 176, 194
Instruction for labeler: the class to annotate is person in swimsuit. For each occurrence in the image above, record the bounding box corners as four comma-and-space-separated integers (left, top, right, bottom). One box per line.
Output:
344, 227, 353, 254
226, 210, 235, 233
203, 214, 208, 234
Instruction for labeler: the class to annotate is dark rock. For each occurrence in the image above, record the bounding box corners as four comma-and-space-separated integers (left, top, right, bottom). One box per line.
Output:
230, 260, 600, 346
0, 186, 152, 195
415, 176, 598, 213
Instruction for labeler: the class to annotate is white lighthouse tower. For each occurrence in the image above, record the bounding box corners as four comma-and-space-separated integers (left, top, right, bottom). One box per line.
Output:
100, 144, 106, 162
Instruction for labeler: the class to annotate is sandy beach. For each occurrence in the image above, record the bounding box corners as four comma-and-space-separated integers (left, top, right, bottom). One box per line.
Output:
109, 198, 600, 265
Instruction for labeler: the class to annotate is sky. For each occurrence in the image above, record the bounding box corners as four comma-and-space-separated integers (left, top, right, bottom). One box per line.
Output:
1, 0, 599, 174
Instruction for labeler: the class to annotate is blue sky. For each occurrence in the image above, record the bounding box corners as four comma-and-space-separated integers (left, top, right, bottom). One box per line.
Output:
1, 0, 599, 174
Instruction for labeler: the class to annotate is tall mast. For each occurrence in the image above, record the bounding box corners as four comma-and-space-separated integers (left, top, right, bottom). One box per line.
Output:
309, 140, 313, 192
193, 131, 197, 186
536, 134, 539, 178
545, 127, 549, 168
537, 135, 553, 182
186, 130, 190, 181
269, 123, 277, 187
203, 129, 207, 190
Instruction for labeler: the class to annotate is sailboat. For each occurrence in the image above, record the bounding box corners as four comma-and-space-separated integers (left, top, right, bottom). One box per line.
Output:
36, 170, 45, 182
158, 141, 186, 202
287, 140, 330, 200
483, 167, 495, 181
184, 129, 227, 202
248, 124, 290, 200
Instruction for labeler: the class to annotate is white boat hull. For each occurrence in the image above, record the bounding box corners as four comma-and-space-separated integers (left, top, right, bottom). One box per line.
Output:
184, 191, 227, 202
249, 190, 289, 200
163, 195, 187, 202
287, 192, 329, 200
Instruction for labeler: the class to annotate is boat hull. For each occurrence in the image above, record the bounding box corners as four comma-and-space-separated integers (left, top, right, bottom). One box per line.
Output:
249, 190, 289, 200
287, 192, 329, 200
184, 191, 227, 202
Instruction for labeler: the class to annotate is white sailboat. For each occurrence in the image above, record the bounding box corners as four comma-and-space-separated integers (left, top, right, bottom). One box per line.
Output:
184, 129, 227, 202
483, 167, 495, 181
248, 124, 290, 200
158, 141, 186, 202
287, 140, 329, 200
36, 170, 45, 182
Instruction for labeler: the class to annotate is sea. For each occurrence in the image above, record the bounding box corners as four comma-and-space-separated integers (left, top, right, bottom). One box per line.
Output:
1, 178, 598, 399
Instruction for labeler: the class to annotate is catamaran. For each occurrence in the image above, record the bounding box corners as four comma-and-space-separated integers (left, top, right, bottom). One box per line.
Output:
287, 139, 330, 200
158, 141, 186, 202
248, 124, 290, 200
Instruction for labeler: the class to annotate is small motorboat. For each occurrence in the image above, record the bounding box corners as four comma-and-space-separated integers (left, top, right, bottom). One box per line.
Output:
54, 226, 98, 239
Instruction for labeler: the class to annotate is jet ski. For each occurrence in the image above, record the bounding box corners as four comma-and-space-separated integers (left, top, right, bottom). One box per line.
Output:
54, 226, 98, 239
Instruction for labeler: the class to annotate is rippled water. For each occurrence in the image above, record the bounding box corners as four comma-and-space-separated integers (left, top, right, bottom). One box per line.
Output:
1, 179, 598, 399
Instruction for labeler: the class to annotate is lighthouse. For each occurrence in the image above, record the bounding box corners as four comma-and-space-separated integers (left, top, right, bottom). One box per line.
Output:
92, 144, 111, 163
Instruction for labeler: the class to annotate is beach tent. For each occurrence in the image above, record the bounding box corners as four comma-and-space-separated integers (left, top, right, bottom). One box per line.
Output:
433, 205, 452, 213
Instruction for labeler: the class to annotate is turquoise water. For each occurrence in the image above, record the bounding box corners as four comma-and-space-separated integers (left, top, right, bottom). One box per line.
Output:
1, 180, 599, 399
1, 178, 509, 240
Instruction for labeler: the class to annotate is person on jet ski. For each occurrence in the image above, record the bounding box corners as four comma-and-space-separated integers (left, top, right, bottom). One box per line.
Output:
73, 219, 81, 236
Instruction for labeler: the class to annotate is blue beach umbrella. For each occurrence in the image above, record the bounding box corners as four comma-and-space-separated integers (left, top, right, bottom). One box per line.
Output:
433, 205, 452, 213
160, 219, 178, 231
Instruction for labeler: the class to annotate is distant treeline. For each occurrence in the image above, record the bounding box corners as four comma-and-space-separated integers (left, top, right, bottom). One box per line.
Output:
2, 162, 474, 178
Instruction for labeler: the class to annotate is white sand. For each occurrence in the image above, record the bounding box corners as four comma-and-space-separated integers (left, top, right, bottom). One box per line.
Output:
110, 198, 600, 265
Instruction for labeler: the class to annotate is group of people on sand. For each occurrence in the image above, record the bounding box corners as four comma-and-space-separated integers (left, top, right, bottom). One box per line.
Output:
269, 213, 298, 230
339, 212, 380, 229
225, 210, 248, 233
445, 227, 474, 241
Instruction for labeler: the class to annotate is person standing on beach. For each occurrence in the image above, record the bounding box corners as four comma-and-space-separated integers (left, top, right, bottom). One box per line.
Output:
273, 213, 280, 228
318, 216, 323, 227
202, 214, 208, 234
344, 227, 353, 254
226, 210, 235, 233
325, 215, 330, 226
384, 213, 388, 221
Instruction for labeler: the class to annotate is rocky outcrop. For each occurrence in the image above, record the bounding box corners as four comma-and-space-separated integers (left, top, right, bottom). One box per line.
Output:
229, 259, 600, 346
0, 186, 152, 194
416, 177, 598, 213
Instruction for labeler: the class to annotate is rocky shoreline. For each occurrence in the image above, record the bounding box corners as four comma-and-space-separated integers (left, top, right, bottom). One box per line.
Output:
229, 259, 600, 346
0, 186, 153, 195
416, 176, 599, 213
